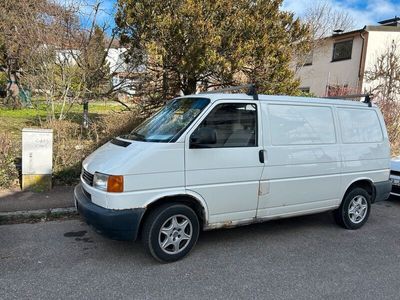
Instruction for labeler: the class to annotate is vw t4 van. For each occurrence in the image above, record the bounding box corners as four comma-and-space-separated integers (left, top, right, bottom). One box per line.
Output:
75, 86, 392, 262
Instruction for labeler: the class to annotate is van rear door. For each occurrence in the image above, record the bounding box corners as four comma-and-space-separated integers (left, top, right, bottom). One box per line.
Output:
337, 107, 390, 191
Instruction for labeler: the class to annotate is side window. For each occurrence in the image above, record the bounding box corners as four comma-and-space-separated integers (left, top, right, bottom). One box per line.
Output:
268, 104, 336, 145
191, 103, 257, 148
338, 108, 383, 143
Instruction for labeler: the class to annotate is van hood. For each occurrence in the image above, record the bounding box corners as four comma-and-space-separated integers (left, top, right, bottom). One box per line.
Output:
82, 139, 151, 175
82, 138, 185, 176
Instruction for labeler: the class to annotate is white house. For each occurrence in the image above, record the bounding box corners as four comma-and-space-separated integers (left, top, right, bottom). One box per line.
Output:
297, 17, 400, 97
106, 47, 129, 74
55, 46, 137, 96
56, 49, 80, 65
105, 47, 136, 95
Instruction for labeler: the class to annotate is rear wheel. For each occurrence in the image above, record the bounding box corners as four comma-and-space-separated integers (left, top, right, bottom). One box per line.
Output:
142, 203, 200, 263
334, 187, 371, 230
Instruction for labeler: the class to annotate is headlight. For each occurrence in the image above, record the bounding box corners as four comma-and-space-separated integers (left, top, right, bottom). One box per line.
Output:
93, 172, 109, 190
93, 172, 124, 193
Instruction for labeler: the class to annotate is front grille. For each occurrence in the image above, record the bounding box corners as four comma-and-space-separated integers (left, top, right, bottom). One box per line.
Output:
390, 170, 400, 177
82, 186, 92, 201
392, 184, 400, 195
82, 168, 94, 186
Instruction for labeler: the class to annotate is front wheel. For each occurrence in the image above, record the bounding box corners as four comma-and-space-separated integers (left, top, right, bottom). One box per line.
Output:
333, 187, 371, 230
142, 203, 200, 263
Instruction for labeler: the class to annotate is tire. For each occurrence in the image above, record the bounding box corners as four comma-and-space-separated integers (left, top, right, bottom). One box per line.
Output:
142, 203, 200, 263
333, 187, 371, 230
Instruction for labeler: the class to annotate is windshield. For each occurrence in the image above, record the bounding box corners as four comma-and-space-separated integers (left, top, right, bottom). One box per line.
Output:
122, 97, 210, 142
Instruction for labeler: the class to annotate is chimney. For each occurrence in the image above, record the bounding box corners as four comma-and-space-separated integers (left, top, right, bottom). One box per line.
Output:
332, 29, 344, 36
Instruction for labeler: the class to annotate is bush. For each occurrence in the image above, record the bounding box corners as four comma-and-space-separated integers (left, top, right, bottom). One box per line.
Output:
0, 108, 144, 189
48, 120, 93, 185
48, 110, 143, 185
0, 133, 19, 188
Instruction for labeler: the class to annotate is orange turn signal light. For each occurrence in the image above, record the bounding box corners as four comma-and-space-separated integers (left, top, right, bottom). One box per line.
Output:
107, 175, 124, 193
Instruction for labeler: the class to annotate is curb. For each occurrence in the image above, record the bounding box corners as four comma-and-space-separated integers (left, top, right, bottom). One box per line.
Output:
0, 207, 78, 225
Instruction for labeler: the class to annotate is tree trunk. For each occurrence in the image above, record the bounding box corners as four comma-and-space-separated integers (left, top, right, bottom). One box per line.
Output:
162, 69, 168, 99
83, 99, 89, 128
5, 71, 21, 108
182, 77, 197, 95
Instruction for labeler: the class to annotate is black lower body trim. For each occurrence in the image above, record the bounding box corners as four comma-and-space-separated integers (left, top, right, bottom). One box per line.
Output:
74, 184, 145, 241
374, 180, 392, 202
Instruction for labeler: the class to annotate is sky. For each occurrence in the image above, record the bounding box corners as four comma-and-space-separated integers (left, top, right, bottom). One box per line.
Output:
61, 0, 400, 31
282, 0, 400, 29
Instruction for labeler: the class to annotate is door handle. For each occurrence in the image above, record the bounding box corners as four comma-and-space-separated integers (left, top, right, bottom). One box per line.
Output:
259, 150, 266, 163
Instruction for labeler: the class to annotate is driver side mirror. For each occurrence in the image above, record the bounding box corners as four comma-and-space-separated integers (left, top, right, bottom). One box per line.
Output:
190, 127, 217, 148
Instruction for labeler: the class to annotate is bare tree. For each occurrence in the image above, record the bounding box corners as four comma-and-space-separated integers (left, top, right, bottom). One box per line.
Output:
1, 0, 137, 126
295, 0, 356, 69
365, 41, 400, 100
303, 0, 355, 40
0, 0, 73, 108
61, 0, 139, 127
365, 41, 400, 155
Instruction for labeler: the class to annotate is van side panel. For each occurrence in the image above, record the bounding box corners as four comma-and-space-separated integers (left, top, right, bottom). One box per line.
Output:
257, 102, 342, 217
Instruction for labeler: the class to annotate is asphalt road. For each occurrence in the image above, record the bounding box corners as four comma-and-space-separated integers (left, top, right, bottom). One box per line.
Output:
1, 198, 400, 300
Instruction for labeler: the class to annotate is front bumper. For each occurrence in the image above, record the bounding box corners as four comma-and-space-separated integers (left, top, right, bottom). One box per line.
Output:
374, 180, 392, 202
74, 183, 145, 240
390, 175, 400, 197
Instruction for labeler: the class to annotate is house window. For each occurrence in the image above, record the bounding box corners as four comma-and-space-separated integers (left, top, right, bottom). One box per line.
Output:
332, 40, 353, 62
304, 51, 313, 66
299, 87, 310, 93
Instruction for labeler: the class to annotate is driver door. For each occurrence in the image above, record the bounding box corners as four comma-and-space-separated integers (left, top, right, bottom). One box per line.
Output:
184, 100, 264, 224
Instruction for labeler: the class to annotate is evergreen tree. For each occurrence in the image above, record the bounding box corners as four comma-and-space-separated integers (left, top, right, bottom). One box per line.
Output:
116, 0, 310, 108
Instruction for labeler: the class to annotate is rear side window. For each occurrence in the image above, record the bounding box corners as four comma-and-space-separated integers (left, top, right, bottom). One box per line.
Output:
268, 104, 336, 145
338, 108, 383, 143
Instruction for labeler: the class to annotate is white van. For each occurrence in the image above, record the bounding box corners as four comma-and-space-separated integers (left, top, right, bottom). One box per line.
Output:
75, 88, 392, 262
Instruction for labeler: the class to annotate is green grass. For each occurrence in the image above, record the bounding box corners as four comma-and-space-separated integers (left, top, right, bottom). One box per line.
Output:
0, 99, 126, 137
0, 101, 123, 117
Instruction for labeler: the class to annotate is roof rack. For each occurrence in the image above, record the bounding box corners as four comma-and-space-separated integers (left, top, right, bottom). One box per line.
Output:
199, 84, 258, 100
324, 93, 372, 107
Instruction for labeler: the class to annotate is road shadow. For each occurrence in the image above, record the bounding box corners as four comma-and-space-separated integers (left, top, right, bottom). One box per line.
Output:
74, 196, 400, 266
73, 210, 338, 266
